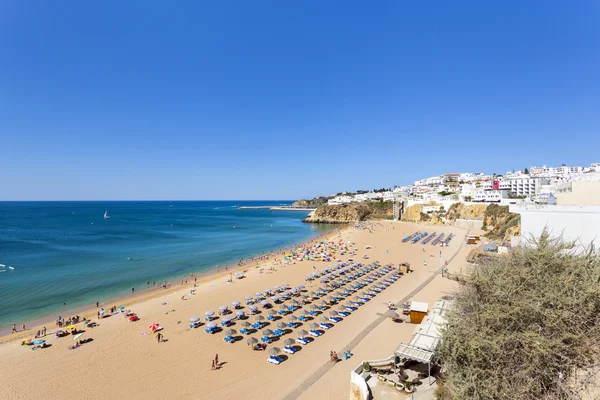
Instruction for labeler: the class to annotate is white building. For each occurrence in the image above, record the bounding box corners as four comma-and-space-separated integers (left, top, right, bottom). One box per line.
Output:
510, 204, 600, 252
498, 177, 550, 198
473, 190, 508, 203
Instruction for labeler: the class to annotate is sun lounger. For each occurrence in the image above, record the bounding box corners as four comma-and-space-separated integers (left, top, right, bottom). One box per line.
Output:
338, 311, 350, 317
205, 327, 219, 334
309, 310, 318, 316
298, 315, 307, 321
267, 355, 282, 365
319, 323, 331, 330
308, 330, 322, 337
329, 317, 341, 323
296, 337, 310, 345
267, 315, 275, 321
252, 322, 263, 329
283, 346, 297, 354
240, 328, 250, 335
278, 310, 286, 315
287, 322, 297, 328
260, 336, 272, 344
223, 336, 235, 343
273, 329, 284, 336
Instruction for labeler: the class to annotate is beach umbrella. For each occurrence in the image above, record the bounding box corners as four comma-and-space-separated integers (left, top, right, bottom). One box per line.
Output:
235, 311, 245, 317
205, 311, 215, 317
300, 309, 308, 315
385, 310, 399, 319
255, 315, 264, 321
222, 317, 232, 324
149, 323, 160, 331
247, 337, 258, 346
225, 329, 237, 336
271, 296, 279, 302
206, 322, 217, 329
298, 285, 305, 289
262, 329, 273, 336
190, 317, 200, 323
297, 329, 308, 337
232, 301, 241, 307
244, 296, 252, 301
249, 305, 258, 311
268, 310, 277, 316
338, 306, 347, 312
279, 304, 287, 310
273, 286, 280, 290
329, 310, 338, 316
282, 283, 289, 287
260, 300, 269, 306
309, 291, 317, 297
255, 292, 262, 297
277, 322, 286, 329
219, 305, 228, 311
309, 304, 318, 310
72, 333, 84, 341
320, 316, 329, 322
284, 338, 295, 346
33, 339, 45, 345
241, 321, 251, 328
309, 323, 319, 329
268, 347, 281, 356
288, 315, 297, 322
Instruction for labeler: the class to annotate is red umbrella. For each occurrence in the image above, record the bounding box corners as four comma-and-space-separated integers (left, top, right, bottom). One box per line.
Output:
149, 323, 159, 331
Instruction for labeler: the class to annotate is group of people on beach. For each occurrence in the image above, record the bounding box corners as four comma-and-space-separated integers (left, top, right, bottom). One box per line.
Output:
11, 323, 26, 333
55, 315, 81, 327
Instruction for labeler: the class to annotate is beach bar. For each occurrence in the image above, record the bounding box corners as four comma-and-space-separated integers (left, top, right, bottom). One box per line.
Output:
409, 301, 428, 324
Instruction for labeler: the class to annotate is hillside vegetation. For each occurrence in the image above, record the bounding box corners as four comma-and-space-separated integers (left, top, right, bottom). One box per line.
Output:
437, 232, 600, 399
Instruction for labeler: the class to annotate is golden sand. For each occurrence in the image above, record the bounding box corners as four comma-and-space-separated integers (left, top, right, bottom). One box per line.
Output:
0, 221, 470, 400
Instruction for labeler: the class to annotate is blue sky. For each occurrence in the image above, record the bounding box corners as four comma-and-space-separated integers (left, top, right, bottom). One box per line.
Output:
1, 1, 599, 200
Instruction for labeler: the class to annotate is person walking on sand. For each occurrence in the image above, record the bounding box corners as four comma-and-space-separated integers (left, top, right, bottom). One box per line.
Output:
214, 354, 219, 369
132, 287, 135, 294
21, 323, 25, 331
211, 360, 216, 370
12, 324, 16, 333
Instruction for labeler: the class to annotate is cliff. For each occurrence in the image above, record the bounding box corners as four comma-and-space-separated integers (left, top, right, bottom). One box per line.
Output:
303, 202, 393, 223
403, 202, 520, 242
292, 197, 330, 208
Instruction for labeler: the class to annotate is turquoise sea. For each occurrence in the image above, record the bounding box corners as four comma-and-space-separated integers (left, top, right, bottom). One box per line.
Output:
0, 201, 334, 330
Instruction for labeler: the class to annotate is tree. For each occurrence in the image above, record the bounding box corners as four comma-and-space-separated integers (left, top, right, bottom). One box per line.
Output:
437, 232, 600, 399
524, 168, 529, 174
464, 196, 473, 202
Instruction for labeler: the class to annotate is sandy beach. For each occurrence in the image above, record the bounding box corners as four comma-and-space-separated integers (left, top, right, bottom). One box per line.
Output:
0, 220, 470, 400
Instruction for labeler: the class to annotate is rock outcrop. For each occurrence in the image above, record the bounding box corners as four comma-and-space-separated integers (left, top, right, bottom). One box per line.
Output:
292, 197, 330, 208
303, 202, 393, 223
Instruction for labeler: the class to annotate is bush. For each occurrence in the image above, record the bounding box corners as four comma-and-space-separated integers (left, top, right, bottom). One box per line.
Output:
437, 232, 600, 399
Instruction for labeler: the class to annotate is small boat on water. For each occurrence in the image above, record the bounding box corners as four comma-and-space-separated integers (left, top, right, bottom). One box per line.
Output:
8, 266, 14, 270
104, 210, 111, 219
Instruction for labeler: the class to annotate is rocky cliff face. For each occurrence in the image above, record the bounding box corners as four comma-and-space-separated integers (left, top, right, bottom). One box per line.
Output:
292, 197, 330, 208
303, 202, 393, 223
403, 202, 520, 241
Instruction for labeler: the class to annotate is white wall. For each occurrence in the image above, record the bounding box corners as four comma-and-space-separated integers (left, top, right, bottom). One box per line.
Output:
510, 204, 600, 250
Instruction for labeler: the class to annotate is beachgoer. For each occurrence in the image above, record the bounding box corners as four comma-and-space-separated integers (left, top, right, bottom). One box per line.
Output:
96, 301, 99, 308
215, 354, 219, 368
211, 360, 216, 370
132, 287, 135, 293
42, 327, 46, 336
21, 323, 25, 331
12, 324, 16, 333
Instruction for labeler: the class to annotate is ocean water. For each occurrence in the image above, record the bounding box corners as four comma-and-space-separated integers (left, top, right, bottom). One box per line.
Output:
0, 201, 334, 329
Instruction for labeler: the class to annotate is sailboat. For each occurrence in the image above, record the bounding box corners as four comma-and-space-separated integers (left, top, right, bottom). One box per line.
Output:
104, 210, 111, 219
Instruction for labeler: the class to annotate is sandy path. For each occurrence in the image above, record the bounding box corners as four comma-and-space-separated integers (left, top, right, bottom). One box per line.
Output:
0, 221, 469, 400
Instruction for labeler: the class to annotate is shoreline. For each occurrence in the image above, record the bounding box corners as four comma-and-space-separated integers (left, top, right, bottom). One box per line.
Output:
0, 224, 345, 340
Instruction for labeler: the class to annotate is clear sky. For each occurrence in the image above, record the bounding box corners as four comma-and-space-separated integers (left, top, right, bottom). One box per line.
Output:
1, 1, 599, 200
